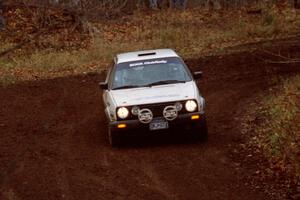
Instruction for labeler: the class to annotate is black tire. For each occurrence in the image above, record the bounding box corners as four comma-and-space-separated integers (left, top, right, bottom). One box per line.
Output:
199, 118, 208, 141
108, 128, 121, 147
192, 118, 208, 142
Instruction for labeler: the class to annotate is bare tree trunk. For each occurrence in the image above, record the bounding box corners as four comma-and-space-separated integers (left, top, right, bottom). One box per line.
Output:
0, 0, 5, 31
205, 0, 221, 10
295, 0, 299, 8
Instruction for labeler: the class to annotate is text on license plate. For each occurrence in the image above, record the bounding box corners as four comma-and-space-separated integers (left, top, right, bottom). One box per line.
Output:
149, 120, 169, 131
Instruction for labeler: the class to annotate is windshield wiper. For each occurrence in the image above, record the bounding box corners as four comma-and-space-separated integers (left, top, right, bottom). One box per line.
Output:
113, 85, 148, 90
148, 80, 186, 87
113, 80, 186, 90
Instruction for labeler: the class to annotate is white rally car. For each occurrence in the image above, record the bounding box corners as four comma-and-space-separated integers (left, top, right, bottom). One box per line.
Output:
99, 49, 207, 146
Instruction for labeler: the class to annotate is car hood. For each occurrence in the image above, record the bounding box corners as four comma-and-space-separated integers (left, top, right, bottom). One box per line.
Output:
110, 81, 196, 107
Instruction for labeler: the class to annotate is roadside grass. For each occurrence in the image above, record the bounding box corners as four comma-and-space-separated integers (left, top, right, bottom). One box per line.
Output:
0, 72, 16, 86
0, 7, 299, 84
254, 75, 300, 183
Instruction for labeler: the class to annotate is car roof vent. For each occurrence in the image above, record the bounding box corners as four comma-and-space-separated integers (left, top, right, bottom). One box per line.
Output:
138, 52, 156, 57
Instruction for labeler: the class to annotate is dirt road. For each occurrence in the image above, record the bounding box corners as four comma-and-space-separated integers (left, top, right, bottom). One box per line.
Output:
0, 38, 299, 200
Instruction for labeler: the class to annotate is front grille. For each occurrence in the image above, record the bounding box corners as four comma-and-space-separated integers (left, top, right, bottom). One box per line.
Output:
140, 103, 168, 117
117, 101, 192, 121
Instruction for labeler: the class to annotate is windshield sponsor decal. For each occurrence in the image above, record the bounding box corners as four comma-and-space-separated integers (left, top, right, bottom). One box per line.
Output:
144, 60, 167, 65
129, 60, 167, 67
132, 94, 180, 101
129, 62, 143, 67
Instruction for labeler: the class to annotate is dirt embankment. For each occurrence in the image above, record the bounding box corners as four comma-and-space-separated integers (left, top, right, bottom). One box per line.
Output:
0, 37, 300, 200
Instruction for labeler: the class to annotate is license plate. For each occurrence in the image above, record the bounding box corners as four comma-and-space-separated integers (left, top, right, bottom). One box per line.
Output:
149, 119, 169, 131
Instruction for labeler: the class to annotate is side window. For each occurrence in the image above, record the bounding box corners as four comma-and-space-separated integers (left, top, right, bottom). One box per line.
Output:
113, 69, 123, 88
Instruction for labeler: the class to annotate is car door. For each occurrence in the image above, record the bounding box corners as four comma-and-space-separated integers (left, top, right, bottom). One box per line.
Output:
102, 62, 117, 122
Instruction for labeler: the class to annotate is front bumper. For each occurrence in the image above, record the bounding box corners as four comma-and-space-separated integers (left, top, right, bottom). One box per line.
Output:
109, 112, 205, 133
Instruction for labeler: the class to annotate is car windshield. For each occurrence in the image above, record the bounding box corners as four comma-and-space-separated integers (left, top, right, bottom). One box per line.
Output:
111, 57, 192, 90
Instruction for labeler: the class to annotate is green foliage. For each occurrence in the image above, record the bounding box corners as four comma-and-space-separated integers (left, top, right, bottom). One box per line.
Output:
257, 75, 300, 181
268, 132, 281, 155
0, 73, 16, 86
263, 12, 275, 26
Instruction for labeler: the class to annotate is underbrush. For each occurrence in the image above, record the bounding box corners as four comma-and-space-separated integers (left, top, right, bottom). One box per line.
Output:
0, 6, 300, 83
252, 75, 300, 186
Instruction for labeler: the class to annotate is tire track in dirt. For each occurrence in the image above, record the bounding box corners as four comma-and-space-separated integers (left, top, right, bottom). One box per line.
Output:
140, 161, 179, 200
0, 37, 299, 200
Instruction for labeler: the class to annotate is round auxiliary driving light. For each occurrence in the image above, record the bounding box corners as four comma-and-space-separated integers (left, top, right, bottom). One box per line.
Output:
138, 109, 153, 124
163, 106, 178, 121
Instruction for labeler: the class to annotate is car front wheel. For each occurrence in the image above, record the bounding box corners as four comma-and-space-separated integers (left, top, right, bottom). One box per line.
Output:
108, 128, 121, 147
192, 117, 208, 141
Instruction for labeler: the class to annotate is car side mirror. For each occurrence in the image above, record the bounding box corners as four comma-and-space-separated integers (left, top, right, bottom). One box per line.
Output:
193, 71, 203, 79
99, 82, 108, 90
